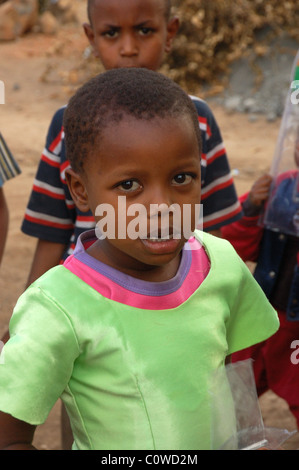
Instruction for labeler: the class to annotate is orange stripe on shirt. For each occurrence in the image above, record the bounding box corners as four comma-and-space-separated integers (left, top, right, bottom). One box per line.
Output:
198, 116, 212, 137
49, 129, 64, 153
41, 153, 60, 168
201, 177, 234, 200
203, 206, 242, 229
32, 184, 65, 200
24, 213, 74, 230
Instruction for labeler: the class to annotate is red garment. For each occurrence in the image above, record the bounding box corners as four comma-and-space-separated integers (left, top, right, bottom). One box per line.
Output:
222, 192, 299, 429
232, 311, 299, 429
220, 192, 263, 262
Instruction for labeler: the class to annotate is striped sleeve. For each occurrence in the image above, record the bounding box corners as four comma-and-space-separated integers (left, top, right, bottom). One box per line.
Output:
190, 96, 243, 231
0, 132, 21, 186
21, 106, 76, 245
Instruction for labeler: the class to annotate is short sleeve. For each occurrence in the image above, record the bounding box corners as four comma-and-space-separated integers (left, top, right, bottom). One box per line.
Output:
0, 285, 80, 425
226, 257, 279, 355
21, 106, 76, 245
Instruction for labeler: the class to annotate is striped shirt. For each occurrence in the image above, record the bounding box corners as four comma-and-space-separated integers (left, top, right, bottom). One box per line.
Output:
21, 98, 242, 259
0, 132, 21, 186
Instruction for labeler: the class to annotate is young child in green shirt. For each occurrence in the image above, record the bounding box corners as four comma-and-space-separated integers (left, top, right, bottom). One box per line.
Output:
0, 68, 278, 450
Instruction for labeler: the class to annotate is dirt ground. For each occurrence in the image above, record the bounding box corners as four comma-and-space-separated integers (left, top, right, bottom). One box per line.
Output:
0, 4, 299, 451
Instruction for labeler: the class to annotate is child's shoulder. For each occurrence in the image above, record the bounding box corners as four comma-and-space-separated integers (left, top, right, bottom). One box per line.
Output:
48, 105, 67, 131
194, 229, 244, 269
45, 105, 68, 145
275, 169, 298, 186
30, 263, 81, 294
194, 229, 235, 251
188, 95, 214, 119
28, 262, 111, 311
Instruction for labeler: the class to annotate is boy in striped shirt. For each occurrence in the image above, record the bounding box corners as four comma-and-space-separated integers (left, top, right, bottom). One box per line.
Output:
21, 0, 242, 290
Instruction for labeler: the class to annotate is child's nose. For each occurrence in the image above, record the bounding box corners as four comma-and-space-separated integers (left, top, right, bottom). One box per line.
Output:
120, 34, 138, 56
148, 187, 173, 212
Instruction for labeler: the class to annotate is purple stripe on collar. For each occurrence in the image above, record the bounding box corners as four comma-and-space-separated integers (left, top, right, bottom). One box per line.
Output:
73, 230, 192, 297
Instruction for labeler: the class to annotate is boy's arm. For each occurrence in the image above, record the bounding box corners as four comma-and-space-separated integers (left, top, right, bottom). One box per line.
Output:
0, 411, 36, 450
0, 187, 8, 265
25, 239, 67, 289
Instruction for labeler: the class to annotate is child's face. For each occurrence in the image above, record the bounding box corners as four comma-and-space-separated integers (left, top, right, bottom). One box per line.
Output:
68, 115, 201, 280
84, 0, 179, 71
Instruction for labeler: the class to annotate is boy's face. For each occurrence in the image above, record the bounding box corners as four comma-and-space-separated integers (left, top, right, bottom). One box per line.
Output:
84, 0, 179, 71
67, 116, 201, 280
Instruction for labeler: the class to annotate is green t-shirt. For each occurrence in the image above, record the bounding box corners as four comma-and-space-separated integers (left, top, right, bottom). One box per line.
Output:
0, 231, 278, 449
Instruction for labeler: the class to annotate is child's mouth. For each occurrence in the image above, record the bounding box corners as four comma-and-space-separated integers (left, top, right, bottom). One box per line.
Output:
147, 237, 172, 242
140, 233, 182, 254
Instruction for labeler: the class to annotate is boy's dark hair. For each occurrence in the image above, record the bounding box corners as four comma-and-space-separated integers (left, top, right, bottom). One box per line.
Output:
87, 0, 172, 24
63, 68, 201, 172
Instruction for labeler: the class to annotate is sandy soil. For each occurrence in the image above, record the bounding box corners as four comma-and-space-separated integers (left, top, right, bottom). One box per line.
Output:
0, 6, 298, 451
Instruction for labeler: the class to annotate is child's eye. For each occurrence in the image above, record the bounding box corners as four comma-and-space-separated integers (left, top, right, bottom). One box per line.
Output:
117, 180, 141, 192
138, 27, 154, 36
103, 28, 119, 38
172, 174, 194, 186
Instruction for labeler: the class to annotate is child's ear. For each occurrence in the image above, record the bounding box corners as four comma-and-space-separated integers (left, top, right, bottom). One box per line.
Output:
83, 22, 100, 58
165, 16, 180, 53
65, 168, 90, 213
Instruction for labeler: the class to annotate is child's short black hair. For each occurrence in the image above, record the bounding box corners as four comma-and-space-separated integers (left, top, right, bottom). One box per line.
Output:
87, 0, 172, 24
63, 68, 201, 173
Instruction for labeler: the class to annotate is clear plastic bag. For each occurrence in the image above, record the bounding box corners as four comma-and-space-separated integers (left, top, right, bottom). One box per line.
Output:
261, 50, 299, 237
209, 360, 297, 450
